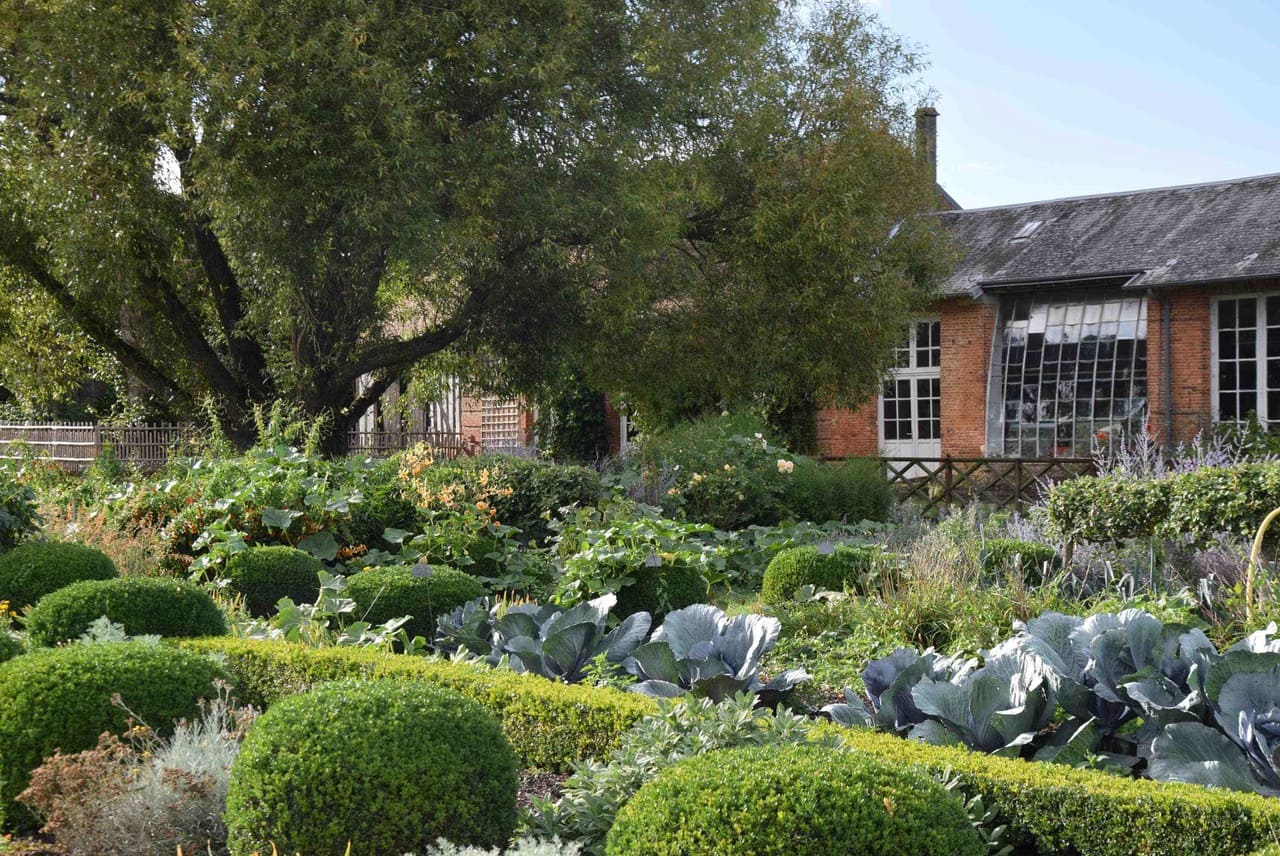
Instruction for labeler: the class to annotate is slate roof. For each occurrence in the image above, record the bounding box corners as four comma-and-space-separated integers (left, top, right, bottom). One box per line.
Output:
935, 172, 1280, 296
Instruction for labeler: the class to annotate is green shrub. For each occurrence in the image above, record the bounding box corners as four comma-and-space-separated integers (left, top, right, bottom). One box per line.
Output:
606, 743, 984, 856
23, 577, 227, 646
980, 538, 1059, 584
0, 474, 39, 553
646, 413, 789, 530
525, 694, 821, 853
180, 638, 655, 771
406, 454, 602, 539
344, 455, 418, 549
346, 565, 485, 641
1045, 463, 1280, 547
760, 545, 880, 604
1044, 473, 1169, 543
1250, 846, 1280, 856
0, 632, 21, 664
0, 541, 117, 611
225, 679, 518, 856
224, 546, 321, 617
0, 642, 226, 829
820, 723, 1280, 856
780, 457, 893, 524
613, 562, 708, 618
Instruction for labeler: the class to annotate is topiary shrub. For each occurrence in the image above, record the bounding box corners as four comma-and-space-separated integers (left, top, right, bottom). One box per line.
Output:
0, 541, 117, 611
760, 545, 880, 604
346, 565, 485, 641
614, 562, 708, 619
0, 642, 226, 830
224, 678, 518, 855
224, 546, 321, 617
605, 743, 984, 856
981, 538, 1059, 585
23, 577, 228, 647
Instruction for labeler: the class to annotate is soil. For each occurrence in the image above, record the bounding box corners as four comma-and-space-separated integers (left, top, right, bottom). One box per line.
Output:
518, 770, 569, 811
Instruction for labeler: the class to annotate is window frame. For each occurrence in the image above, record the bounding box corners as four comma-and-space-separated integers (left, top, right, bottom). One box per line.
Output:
878, 317, 942, 449
1210, 291, 1280, 426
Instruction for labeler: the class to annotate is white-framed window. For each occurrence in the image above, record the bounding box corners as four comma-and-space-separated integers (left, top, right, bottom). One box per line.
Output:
1213, 293, 1280, 425
880, 319, 941, 452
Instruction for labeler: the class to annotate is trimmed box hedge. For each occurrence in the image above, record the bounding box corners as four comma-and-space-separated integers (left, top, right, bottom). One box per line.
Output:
816, 723, 1280, 856
180, 638, 653, 771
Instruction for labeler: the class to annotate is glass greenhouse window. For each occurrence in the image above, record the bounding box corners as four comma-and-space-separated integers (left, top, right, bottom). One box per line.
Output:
1215, 295, 1280, 425
990, 293, 1147, 457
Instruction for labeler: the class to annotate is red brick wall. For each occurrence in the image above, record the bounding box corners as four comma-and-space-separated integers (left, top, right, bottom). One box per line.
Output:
1146, 278, 1280, 446
939, 297, 996, 456
815, 296, 996, 458
815, 398, 880, 458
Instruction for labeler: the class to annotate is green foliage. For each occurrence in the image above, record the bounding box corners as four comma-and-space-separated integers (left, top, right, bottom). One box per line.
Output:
0, 632, 22, 664
343, 455, 418, 550
224, 679, 518, 856
180, 638, 656, 772
760, 544, 882, 604
406, 454, 602, 540
525, 694, 823, 855
224, 545, 321, 617
0, 472, 38, 552
979, 538, 1059, 584
1045, 462, 1280, 547
605, 743, 985, 856
551, 502, 723, 612
23, 576, 227, 646
0, 642, 226, 830
780, 457, 893, 524
345, 564, 484, 641
536, 371, 611, 464
642, 413, 791, 529
613, 562, 707, 619
823, 724, 1280, 856
0, 540, 117, 611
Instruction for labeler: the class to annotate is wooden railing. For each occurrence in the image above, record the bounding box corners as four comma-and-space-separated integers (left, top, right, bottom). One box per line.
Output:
0, 423, 477, 472
878, 455, 1096, 514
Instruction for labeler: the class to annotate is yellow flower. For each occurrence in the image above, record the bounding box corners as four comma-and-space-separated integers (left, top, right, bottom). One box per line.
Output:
723, 464, 733, 472
777, 459, 794, 474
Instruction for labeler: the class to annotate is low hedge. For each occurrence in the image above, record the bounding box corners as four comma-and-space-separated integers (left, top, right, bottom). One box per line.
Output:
179, 637, 654, 771
0, 541, 117, 611
24, 576, 227, 646
1045, 462, 1280, 546
607, 743, 983, 856
612, 562, 708, 619
817, 723, 1280, 856
761, 545, 880, 604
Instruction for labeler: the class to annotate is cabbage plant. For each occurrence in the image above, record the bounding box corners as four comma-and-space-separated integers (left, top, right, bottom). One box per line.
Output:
621, 604, 809, 703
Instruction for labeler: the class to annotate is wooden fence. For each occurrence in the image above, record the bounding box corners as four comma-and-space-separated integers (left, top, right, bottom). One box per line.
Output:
879, 455, 1096, 514
0, 423, 477, 472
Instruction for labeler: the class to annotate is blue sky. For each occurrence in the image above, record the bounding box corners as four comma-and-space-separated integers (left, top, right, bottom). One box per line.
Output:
868, 1, 1280, 209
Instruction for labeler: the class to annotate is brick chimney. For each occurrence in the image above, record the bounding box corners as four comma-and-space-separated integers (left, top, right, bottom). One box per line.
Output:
915, 106, 938, 184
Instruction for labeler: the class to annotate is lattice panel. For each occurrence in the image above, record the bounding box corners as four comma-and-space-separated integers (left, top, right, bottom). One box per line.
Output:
480, 397, 523, 450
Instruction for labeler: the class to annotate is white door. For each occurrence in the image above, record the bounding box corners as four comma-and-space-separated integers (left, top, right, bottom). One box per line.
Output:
881, 319, 942, 460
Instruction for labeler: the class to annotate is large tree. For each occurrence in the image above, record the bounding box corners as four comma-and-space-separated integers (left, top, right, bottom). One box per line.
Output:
0, 0, 949, 446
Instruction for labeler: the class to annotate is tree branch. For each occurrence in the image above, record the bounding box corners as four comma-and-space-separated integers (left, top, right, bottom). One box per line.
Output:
189, 218, 271, 396
2, 248, 193, 408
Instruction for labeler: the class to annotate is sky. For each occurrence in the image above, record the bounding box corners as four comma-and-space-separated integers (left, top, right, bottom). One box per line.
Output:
868, 1, 1280, 209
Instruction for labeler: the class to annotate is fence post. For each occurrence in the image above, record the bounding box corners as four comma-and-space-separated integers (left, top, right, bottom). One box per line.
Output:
1014, 458, 1025, 514
942, 455, 953, 507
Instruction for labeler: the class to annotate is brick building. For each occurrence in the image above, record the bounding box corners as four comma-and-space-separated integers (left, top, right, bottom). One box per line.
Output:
817, 171, 1280, 460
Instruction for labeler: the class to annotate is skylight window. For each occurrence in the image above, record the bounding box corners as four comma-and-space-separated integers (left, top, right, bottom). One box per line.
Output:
1011, 220, 1044, 242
